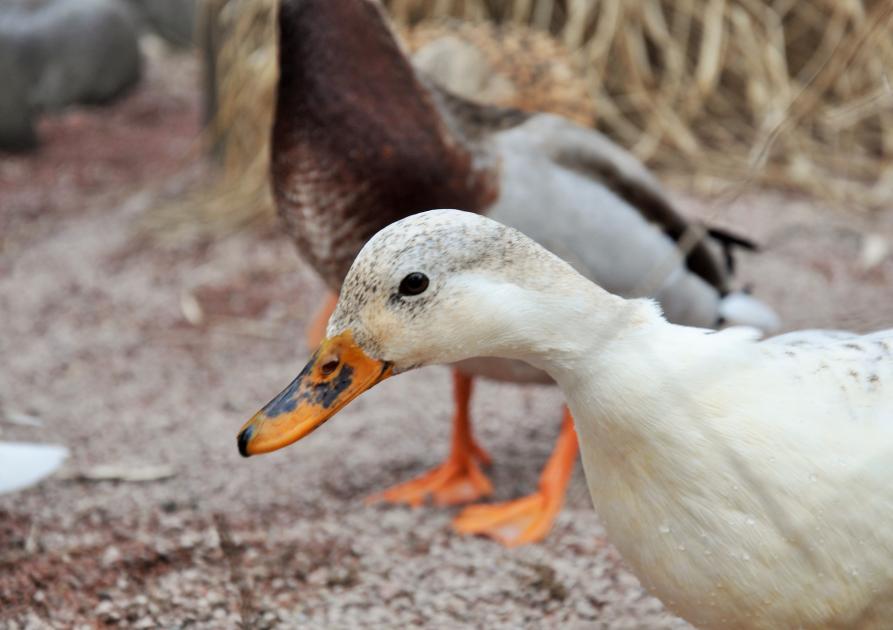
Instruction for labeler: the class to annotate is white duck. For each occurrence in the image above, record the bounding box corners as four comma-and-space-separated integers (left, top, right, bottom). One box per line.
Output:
238, 209, 893, 629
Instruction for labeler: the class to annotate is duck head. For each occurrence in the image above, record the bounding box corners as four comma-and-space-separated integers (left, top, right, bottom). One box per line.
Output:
237, 209, 600, 457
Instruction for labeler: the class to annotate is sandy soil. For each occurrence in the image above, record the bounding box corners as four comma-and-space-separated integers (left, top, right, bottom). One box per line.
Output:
2, 50, 893, 630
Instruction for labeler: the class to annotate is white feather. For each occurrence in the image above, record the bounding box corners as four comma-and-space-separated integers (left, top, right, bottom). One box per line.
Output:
0, 442, 68, 495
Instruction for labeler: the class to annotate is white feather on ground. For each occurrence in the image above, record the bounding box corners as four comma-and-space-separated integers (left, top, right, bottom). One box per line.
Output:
0, 442, 69, 495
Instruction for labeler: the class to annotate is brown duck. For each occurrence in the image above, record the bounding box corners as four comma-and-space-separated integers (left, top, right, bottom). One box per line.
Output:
244, 0, 779, 546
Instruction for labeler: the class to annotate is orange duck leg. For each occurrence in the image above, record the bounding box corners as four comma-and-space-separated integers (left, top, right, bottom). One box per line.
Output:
368, 370, 493, 506
305, 291, 339, 347
453, 407, 578, 547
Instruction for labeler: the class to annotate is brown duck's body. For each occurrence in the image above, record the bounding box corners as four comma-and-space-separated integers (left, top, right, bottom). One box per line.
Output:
268, 0, 779, 546
272, 0, 501, 289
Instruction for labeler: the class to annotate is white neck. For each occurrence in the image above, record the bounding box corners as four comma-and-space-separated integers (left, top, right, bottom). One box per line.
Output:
456, 272, 735, 501
451, 270, 655, 378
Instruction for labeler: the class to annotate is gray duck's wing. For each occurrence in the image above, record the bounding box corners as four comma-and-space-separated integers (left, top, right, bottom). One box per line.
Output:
522, 114, 749, 294
417, 73, 532, 141
415, 82, 768, 327
419, 84, 754, 294
481, 112, 768, 328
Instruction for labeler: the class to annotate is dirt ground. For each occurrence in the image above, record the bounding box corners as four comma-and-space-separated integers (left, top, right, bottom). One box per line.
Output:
2, 49, 893, 630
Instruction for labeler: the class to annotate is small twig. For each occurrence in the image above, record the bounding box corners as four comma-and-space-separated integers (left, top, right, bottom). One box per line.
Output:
213, 513, 255, 629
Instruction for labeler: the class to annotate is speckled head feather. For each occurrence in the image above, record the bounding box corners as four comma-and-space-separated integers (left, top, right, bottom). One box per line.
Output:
326, 209, 607, 372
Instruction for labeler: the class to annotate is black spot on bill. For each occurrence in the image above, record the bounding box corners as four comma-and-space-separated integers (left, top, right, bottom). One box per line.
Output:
259, 360, 356, 418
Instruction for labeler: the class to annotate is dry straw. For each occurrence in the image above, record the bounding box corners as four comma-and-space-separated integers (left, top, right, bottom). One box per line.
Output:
145, 0, 279, 241
391, 0, 893, 203
145, 0, 893, 240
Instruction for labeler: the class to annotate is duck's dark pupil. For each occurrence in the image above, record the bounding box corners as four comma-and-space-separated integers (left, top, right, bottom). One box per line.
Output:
399, 272, 429, 296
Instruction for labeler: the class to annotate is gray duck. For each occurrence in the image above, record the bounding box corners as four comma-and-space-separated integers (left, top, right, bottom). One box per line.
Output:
253, 0, 779, 546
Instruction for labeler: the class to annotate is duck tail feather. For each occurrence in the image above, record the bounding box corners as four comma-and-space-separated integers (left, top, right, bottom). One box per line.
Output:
706, 227, 759, 251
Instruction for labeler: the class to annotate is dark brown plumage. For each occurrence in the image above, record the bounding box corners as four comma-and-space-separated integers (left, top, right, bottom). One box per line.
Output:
273, 0, 497, 288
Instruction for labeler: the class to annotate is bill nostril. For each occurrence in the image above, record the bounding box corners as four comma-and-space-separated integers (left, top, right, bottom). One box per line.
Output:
320, 358, 340, 376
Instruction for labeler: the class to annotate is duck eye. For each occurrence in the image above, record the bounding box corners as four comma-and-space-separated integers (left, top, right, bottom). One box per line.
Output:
399, 272, 429, 296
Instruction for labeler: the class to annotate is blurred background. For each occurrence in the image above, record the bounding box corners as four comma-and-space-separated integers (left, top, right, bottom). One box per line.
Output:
1, 0, 892, 627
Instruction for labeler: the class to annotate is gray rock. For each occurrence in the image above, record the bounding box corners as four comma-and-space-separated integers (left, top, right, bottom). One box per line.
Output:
0, 0, 142, 152
0, 35, 37, 151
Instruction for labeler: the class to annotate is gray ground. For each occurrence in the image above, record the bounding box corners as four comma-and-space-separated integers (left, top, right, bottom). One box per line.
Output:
2, 52, 893, 630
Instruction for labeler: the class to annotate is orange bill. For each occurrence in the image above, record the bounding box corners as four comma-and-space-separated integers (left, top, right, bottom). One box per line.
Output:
237, 331, 392, 457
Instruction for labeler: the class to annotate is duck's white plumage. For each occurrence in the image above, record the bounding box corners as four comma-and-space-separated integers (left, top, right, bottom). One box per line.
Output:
575, 320, 893, 629
329, 209, 893, 629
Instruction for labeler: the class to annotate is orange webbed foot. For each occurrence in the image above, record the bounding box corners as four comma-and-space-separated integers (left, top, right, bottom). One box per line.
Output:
368, 370, 493, 507
453, 407, 578, 547
367, 445, 493, 507
453, 489, 560, 547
